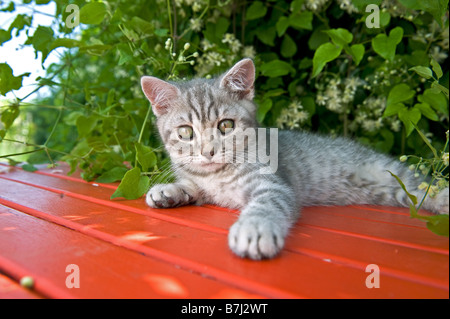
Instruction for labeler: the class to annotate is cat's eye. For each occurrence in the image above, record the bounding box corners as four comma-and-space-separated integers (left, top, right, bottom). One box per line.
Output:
177, 126, 194, 140
218, 119, 234, 135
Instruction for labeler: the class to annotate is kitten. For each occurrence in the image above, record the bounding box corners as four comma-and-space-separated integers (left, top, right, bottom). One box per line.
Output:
140, 58, 449, 260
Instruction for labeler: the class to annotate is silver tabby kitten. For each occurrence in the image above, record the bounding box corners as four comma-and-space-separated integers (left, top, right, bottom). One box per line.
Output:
141, 58, 449, 260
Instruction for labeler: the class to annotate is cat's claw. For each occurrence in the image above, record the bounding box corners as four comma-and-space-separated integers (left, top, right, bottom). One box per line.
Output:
146, 184, 192, 208
228, 216, 286, 260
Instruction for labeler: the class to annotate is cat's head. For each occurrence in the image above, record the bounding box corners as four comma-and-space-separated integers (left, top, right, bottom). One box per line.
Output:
141, 58, 257, 173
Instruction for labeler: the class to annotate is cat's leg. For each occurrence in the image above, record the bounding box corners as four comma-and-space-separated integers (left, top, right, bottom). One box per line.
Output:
146, 180, 199, 208
228, 181, 299, 260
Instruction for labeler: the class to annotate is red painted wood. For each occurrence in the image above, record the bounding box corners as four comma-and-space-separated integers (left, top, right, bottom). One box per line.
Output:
0, 163, 448, 298
0, 205, 263, 299
0, 272, 42, 299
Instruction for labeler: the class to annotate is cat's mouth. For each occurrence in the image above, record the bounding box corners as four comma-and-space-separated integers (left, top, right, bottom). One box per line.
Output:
197, 162, 226, 171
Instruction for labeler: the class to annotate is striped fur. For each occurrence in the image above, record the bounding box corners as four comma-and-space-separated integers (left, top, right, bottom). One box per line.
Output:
141, 59, 449, 260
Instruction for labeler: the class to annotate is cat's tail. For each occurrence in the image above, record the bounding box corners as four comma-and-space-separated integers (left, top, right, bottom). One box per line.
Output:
420, 187, 449, 215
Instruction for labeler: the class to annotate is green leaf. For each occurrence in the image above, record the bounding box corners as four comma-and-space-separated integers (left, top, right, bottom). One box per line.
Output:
0, 29, 11, 45
290, 0, 306, 13
426, 214, 449, 237
371, 26, 403, 61
256, 99, 273, 123
26, 25, 54, 64
8, 14, 32, 36
214, 17, 230, 38
79, 44, 112, 56
96, 166, 128, 183
399, 0, 449, 27
255, 27, 276, 46
289, 11, 313, 30
323, 28, 353, 48
260, 60, 295, 77
430, 82, 449, 98
130, 16, 154, 35
50, 38, 82, 51
409, 66, 433, 79
0, 63, 26, 96
80, 2, 107, 25
398, 107, 421, 136
418, 89, 448, 116
22, 163, 38, 172
383, 102, 405, 117
388, 171, 418, 205
412, 123, 438, 158
117, 42, 134, 65
276, 16, 290, 37
430, 58, 443, 79
350, 44, 365, 65
415, 103, 439, 121
379, 11, 391, 27
110, 167, 150, 200
280, 34, 297, 58
1, 106, 19, 129
308, 25, 329, 50
386, 83, 415, 107
135, 142, 157, 172
76, 115, 98, 137
311, 42, 342, 78
246, 1, 267, 20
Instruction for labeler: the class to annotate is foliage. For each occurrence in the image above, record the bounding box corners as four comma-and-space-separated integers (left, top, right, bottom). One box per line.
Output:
0, 0, 448, 210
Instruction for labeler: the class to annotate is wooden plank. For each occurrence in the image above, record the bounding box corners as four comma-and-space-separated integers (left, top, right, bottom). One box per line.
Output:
2, 167, 447, 249
0, 204, 264, 299
0, 175, 448, 298
2, 167, 448, 258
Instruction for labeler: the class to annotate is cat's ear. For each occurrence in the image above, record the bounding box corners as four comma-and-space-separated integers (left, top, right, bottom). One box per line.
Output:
141, 76, 180, 116
220, 58, 255, 100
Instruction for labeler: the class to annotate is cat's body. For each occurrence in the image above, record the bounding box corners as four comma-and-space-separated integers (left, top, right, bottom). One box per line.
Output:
141, 58, 449, 260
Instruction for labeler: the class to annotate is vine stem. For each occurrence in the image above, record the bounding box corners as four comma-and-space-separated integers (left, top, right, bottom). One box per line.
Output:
135, 105, 152, 167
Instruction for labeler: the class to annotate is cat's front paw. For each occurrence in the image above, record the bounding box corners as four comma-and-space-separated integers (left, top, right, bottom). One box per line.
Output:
146, 184, 192, 208
228, 216, 286, 260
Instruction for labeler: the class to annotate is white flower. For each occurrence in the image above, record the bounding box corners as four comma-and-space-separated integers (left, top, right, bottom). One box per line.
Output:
316, 92, 328, 106
305, 0, 329, 12
327, 97, 343, 113
201, 39, 215, 51
390, 120, 401, 132
297, 110, 310, 123
205, 51, 225, 66
189, 18, 203, 32
443, 152, 449, 166
242, 46, 256, 59
337, 0, 359, 14
430, 46, 448, 63
222, 33, 242, 53
344, 76, 363, 91
192, 1, 203, 12
362, 120, 377, 132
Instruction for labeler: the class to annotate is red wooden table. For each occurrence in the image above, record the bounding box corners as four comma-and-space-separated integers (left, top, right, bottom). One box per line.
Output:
0, 163, 448, 299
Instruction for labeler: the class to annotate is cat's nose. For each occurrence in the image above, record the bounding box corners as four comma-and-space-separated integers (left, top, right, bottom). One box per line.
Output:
202, 147, 215, 159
